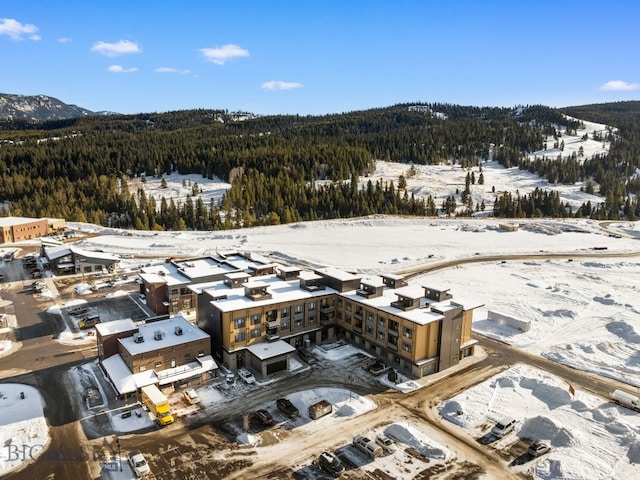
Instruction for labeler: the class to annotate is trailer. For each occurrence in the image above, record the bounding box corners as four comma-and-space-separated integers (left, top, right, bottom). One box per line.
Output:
610, 389, 640, 412
308, 399, 332, 420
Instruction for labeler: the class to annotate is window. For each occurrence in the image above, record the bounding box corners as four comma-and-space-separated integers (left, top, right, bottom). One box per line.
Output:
377, 316, 386, 327
183, 299, 191, 309
366, 312, 374, 322
294, 319, 303, 328
172, 301, 178, 312
234, 332, 246, 343
234, 317, 246, 329
307, 316, 316, 325
139, 365, 147, 372
155, 362, 162, 369
366, 324, 374, 335
389, 320, 399, 332
402, 342, 412, 353
281, 319, 290, 331
281, 307, 290, 317
388, 333, 398, 344
250, 327, 262, 338
344, 314, 352, 324
197, 350, 205, 357
251, 313, 261, 325
377, 331, 385, 341
403, 326, 413, 338
184, 353, 191, 362
345, 302, 352, 312
308, 301, 316, 311
337, 298, 343, 307
294, 304, 304, 314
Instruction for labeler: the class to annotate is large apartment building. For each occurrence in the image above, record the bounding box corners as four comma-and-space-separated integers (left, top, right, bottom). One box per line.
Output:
138, 252, 274, 317
197, 265, 482, 379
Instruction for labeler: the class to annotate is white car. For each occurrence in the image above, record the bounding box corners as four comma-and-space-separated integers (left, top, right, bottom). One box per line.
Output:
183, 388, 200, 405
127, 450, 150, 477
376, 434, 396, 453
237, 368, 256, 384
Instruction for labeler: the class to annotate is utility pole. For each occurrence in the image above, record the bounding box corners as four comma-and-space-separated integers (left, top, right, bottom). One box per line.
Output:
115, 436, 122, 471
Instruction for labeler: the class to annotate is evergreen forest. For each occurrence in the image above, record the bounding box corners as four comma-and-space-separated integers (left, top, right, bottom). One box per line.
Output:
1, 101, 639, 231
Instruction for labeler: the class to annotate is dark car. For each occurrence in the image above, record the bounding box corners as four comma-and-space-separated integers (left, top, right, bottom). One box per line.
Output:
317, 451, 345, 477
254, 409, 275, 426
276, 398, 299, 418
368, 360, 390, 375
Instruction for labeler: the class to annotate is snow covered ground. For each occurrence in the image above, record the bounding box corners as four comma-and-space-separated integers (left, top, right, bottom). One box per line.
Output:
439, 364, 640, 480
0, 384, 50, 476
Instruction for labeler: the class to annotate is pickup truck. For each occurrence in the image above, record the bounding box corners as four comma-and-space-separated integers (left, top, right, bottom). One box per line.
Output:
353, 435, 382, 459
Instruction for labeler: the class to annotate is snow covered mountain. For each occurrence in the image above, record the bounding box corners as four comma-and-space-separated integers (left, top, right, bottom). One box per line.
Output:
0, 93, 95, 121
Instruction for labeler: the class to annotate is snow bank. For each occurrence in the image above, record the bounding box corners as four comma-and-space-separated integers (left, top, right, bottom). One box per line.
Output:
385, 422, 449, 459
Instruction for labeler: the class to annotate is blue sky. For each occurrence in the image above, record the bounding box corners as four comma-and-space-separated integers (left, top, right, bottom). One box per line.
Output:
1, 1, 639, 116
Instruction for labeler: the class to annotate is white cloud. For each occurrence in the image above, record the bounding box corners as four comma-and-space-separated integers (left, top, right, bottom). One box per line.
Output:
91, 40, 141, 57
0, 18, 39, 41
58, 37, 72, 43
155, 67, 192, 74
200, 44, 249, 65
107, 65, 138, 73
599, 80, 640, 91
261, 80, 303, 91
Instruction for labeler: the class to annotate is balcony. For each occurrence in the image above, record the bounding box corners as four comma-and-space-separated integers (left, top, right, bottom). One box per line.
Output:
266, 319, 279, 329
266, 333, 280, 342
320, 305, 334, 314
353, 325, 363, 334
320, 317, 334, 326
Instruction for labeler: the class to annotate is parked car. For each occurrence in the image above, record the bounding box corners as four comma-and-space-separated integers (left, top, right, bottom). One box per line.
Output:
296, 347, 318, 365
352, 435, 383, 459
67, 305, 88, 316
276, 397, 300, 418
237, 368, 256, 384
368, 359, 391, 375
375, 434, 396, 453
183, 388, 200, 405
254, 409, 275, 426
317, 451, 345, 477
491, 417, 517, 438
127, 450, 150, 477
528, 441, 551, 457
225, 373, 235, 385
